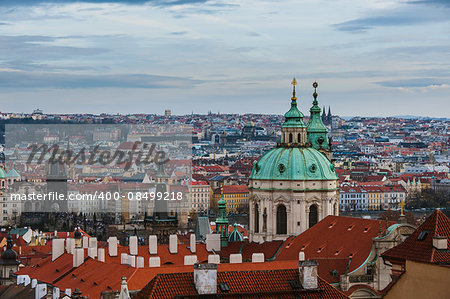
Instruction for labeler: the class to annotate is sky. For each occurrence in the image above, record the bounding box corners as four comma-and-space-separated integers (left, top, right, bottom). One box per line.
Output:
0, 0, 449, 117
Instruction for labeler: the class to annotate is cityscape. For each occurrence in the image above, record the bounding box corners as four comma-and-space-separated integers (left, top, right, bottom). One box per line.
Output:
0, 0, 449, 299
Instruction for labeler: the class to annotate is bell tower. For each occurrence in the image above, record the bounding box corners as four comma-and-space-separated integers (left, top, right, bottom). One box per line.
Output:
307, 82, 332, 160
279, 78, 307, 147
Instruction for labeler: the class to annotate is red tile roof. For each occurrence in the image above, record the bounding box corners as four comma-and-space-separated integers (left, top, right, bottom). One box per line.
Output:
382, 210, 450, 264
213, 185, 249, 194
275, 215, 395, 273
135, 268, 349, 299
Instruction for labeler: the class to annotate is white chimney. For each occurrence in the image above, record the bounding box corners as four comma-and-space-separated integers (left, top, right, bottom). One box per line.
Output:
193, 263, 217, 295
88, 247, 96, 259
184, 255, 198, 265
149, 235, 157, 254
299, 251, 305, 262
82, 236, 89, 249
52, 287, 60, 299
136, 256, 144, 268
432, 236, 448, 250
73, 248, 84, 268
129, 236, 138, 255
35, 283, 47, 299
89, 237, 97, 251
229, 254, 242, 264
98, 248, 105, 262
108, 237, 118, 256
121, 253, 129, 265
65, 289, 71, 296
299, 255, 318, 290
52, 239, 65, 261
66, 238, 75, 254
190, 234, 196, 253
54, 230, 57, 237
17, 275, 30, 286
208, 254, 220, 264
206, 234, 221, 252
128, 255, 136, 267
149, 256, 161, 267
169, 235, 178, 254
252, 253, 264, 263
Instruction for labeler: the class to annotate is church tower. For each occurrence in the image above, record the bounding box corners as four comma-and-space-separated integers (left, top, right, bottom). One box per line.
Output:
280, 78, 308, 146
215, 186, 229, 247
248, 79, 339, 243
307, 82, 332, 160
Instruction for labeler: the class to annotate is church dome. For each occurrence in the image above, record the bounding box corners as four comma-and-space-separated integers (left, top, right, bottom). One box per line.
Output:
250, 147, 338, 181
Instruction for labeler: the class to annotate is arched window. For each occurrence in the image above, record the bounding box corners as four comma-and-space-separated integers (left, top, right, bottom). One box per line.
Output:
289, 133, 293, 143
276, 205, 287, 234
297, 133, 301, 143
254, 204, 259, 233
309, 204, 318, 228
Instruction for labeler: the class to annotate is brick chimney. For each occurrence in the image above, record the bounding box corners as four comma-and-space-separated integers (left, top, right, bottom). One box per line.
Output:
298, 252, 318, 290
193, 263, 217, 295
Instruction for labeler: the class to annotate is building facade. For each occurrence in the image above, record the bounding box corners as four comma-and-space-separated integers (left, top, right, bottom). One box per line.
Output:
248, 80, 339, 242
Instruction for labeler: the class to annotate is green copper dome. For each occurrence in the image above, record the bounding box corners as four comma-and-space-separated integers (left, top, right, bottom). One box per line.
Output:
250, 147, 338, 181
0, 167, 6, 179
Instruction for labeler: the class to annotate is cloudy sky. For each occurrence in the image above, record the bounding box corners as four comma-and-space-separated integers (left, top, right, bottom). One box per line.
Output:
0, 0, 449, 117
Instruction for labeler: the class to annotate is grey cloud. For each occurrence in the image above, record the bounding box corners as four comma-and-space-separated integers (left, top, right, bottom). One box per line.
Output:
375, 78, 449, 88
0, 0, 209, 7
334, 5, 449, 32
410, 0, 450, 7
169, 31, 188, 35
0, 35, 108, 62
0, 71, 203, 89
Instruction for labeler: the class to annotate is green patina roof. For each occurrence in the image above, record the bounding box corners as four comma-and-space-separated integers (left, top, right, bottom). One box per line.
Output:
6, 169, 20, 178
0, 167, 6, 179
228, 223, 244, 242
307, 103, 328, 133
282, 97, 306, 128
250, 147, 338, 181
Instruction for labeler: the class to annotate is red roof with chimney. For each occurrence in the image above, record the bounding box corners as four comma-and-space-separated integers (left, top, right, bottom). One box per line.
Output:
382, 210, 450, 264
275, 216, 395, 274
135, 268, 349, 299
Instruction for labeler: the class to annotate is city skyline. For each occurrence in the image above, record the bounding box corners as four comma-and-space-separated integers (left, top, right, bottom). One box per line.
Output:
0, 0, 449, 117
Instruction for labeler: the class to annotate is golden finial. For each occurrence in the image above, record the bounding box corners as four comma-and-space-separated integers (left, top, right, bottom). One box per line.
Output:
291, 77, 297, 99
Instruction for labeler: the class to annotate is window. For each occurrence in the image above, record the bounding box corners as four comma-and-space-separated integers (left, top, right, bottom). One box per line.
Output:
309, 205, 318, 228
276, 205, 287, 234
254, 204, 259, 233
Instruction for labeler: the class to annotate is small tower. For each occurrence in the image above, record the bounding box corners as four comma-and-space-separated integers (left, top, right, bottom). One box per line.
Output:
215, 186, 229, 247
0, 235, 20, 285
279, 78, 307, 146
307, 82, 332, 160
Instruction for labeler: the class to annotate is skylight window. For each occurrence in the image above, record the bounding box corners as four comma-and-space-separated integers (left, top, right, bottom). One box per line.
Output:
218, 282, 230, 292
417, 230, 429, 241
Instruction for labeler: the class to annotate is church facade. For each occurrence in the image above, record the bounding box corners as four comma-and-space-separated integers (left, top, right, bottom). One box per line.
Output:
248, 80, 339, 242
